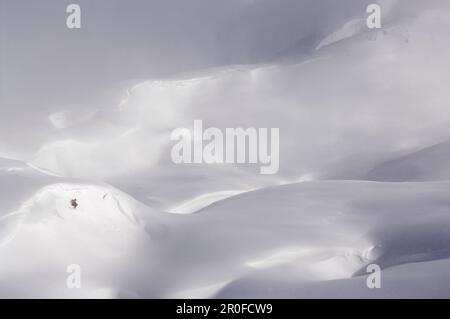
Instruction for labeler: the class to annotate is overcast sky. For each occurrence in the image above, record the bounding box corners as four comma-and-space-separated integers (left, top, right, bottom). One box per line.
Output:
0, 0, 375, 112
0, 0, 448, 159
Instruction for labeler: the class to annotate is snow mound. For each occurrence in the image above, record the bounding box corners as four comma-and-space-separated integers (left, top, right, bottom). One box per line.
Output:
3, 158, 450, 298
20, 183, 140, 225
205, 180, 450, 298
125, 180, 450, 298
0, 160, 167, 298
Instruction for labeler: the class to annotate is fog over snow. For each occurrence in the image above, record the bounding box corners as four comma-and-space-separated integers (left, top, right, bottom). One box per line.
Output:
1, 0, 450, 298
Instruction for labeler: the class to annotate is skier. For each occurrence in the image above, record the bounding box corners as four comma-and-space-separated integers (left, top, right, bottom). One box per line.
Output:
71, 198, 78, 209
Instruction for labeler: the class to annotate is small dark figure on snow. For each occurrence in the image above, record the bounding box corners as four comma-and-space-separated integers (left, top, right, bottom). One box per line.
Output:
71, 198, 78, 209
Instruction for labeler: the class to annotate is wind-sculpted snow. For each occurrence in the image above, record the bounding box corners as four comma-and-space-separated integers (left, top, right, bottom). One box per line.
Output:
2, 1, 450, 299
168, 190, 251, 214
30, 8, 450, 189
2, 159, 450, 298
0, 160, 165, 298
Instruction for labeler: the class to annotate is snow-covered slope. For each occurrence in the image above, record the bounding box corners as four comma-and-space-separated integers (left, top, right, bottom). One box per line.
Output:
4, 154, 450, 298
2, 1, 450, 299
76, 179, 450, 298
0, 158, 167, 298
366, 139, 450, 181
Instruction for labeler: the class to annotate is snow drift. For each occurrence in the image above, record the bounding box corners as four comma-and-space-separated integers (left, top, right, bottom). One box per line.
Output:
2, 1, 450, 299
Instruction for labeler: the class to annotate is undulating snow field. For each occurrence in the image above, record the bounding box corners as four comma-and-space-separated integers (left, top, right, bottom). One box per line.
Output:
1, 0, 450, 298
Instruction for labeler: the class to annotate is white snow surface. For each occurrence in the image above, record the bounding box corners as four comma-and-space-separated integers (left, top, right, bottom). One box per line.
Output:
2, 3, 450, 298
